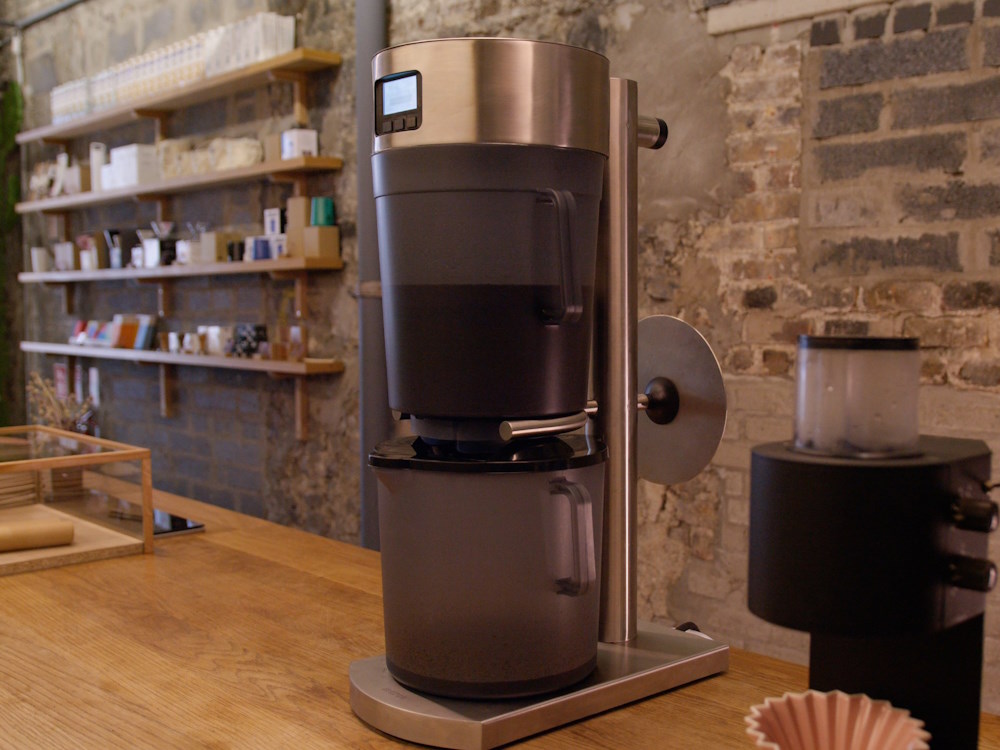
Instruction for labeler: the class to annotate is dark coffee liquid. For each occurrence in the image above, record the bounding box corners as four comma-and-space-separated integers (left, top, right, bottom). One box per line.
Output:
383, 284, 594, 419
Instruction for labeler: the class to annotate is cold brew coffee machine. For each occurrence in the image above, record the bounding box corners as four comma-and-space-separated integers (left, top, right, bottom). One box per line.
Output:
749, 336, 999, 748
349, 38, 729, 748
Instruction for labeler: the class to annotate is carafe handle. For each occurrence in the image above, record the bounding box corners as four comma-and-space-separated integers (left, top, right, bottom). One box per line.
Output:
550, 478, 596, 596
538, 188, 583, 325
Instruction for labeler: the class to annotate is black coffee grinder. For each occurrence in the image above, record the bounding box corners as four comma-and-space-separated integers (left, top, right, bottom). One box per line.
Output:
749, 336, 998, 748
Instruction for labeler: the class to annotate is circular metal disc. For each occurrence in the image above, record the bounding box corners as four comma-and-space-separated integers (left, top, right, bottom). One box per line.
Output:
637, 315, 727, 485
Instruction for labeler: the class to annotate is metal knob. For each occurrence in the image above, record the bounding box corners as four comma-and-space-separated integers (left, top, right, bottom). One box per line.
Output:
948, 555, 998, 592
643, 377, 680, 425
637, 116, 668, 150
951, 496, 1000, 533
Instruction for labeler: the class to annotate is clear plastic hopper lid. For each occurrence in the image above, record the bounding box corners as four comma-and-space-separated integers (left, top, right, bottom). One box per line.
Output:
793, 336, 920, 458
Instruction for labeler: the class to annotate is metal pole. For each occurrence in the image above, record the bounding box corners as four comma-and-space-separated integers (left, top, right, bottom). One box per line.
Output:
356, 0, 391, 550
597, 78, 639, 644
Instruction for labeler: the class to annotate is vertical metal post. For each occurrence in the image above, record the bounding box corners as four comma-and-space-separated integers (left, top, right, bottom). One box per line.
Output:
596, 78, 639, 644
356, 0, 391, 550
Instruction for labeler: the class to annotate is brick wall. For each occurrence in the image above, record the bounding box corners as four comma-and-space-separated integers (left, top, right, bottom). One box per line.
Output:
681, 0, 1000, 711
803, 2, 1000, 385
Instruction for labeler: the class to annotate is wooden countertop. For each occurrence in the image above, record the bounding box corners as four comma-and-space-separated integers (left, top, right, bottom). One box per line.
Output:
4, 488, 1000, 749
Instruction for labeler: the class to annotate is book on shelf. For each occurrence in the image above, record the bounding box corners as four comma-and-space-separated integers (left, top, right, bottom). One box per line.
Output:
133, 315, 156, 350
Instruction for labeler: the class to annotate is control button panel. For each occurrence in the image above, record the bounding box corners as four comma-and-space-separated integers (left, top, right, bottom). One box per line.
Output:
375, 71, 422, 136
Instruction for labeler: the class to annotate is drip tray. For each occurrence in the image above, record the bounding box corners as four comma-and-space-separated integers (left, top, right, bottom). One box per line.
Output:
349, 622, 729, 750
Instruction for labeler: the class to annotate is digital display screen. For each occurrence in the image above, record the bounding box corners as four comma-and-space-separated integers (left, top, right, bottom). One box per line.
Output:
382, 75, 418, 116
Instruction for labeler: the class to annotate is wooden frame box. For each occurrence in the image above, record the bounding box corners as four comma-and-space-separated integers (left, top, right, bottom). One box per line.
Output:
0, 425, 154, 576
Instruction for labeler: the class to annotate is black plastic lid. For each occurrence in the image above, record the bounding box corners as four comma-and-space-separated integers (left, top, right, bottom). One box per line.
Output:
798, 335, 919, 351
369, 434, 606, 473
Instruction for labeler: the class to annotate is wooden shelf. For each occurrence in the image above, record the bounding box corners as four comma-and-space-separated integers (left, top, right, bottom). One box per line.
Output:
19, 256, 343, 284
17, 49, 342, 145
20, 341, 344, 376
21, 342, 343, 441
18, 48, 345, 441
15, 156, 344, 214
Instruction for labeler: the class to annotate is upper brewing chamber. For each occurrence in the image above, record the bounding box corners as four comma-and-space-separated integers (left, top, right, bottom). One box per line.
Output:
371, 38, 610, 427
793, 336, 920, 458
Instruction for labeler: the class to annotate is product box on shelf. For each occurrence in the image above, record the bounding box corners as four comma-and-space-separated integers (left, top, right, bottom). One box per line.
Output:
196, 231, 242, 263
284, 196, 310, 257
100, 163, 117, 192
269, 234, 287, 258
50, 78, 90, 124
61, 164, 90, 195
263, 133, 282, 163
52, 241, 78, 271
204, 13, 295, 78
281, 128, 318, 159
141, 237, 164, 269
270, 323, 306, 362
112, 315, 140, 348
30, 247, 50, 273
89, 143, 107, 192
76, 233, 107, 271
174, 239, 196, 265
133, 315, 156, 350
263, 207, 283, 235
109, 144, 160, 188
251, 236, 272, 260
286, 196, 310, 229
302, 226, 340, 259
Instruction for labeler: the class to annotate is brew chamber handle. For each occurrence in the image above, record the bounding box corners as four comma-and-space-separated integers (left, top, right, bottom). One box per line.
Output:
550, 479, 597, 597
537, 188, 583, 325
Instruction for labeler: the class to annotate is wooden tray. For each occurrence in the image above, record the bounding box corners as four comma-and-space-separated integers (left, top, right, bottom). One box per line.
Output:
0, 503, 143, 577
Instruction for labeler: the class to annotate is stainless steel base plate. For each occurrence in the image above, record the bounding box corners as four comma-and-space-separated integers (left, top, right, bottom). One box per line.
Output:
350, 623, 729, 750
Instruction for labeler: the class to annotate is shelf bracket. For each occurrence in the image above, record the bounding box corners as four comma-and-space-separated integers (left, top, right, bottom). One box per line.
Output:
156, 197, 170, 223
159, 363, 175, 418
135, 278, 170, 316
134, 109, 170, 143
268, 71, 309, 126
268, 270, 307, 319
294, 272, 307, 319
157, 282, 170, 317
269, 173, 308, 196
61, 283, 75, 316
294, 378, 308, 441
66, 355, 77, 391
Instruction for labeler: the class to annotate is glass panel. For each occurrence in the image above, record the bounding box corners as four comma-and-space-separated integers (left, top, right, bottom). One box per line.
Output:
0, 428, 111, 466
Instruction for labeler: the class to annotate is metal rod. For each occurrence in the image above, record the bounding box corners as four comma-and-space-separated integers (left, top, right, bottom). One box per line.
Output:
596, 78, 639, 644
586, 396, 648, 416
356, 0, 391, 550
637, 116, 668, 151
500, 411, 588, 441
5, 0, 89, 30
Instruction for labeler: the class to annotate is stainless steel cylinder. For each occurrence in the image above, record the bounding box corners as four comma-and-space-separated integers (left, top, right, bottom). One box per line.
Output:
372, 37, 609, 155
